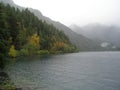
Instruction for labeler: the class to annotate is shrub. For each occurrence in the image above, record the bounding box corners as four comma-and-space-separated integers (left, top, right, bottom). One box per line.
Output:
37, 50, 49, 55
19, 49, 29, 56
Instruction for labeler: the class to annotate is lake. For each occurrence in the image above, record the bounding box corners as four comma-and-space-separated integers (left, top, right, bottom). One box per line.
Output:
5, 52, 120, 90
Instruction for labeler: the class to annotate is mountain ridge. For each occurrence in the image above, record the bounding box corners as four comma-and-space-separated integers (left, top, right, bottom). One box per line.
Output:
70, 24, 120, 49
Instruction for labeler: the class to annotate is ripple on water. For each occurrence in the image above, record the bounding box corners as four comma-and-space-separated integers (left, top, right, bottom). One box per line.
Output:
5, 52, 120, 90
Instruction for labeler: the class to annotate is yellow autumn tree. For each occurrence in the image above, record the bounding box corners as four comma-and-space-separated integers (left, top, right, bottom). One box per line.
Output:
52, 41, 74, 52
22, 33, 40, 55
53, 42, 65, 50
28, 33, 40, 47
8, 45, 17, 58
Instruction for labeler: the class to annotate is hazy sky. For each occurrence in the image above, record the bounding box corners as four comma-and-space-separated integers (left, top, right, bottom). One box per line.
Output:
13, 0, 120, 26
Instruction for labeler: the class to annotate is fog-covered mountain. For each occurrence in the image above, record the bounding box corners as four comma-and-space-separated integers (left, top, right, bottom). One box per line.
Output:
28, 8, 103, 50
0, 0, 103, 51
70, 24, 120, 49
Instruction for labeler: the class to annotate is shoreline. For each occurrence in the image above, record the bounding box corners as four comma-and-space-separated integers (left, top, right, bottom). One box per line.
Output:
0, 71, 22, 90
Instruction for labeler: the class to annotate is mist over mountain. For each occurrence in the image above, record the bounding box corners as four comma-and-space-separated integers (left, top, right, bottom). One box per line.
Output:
29, 9, 103, 51
70, 24, 120, 49
0, 0, 14, 5
24, 10, 104, 50
0, 0, 105, 51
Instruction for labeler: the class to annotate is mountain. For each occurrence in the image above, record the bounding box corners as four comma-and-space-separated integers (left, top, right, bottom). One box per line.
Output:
0, 0, 103, 51
70, 24, 120, 49
28, 8, 103, 50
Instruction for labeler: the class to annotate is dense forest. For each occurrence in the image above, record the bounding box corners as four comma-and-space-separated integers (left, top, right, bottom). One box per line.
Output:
0, 3, 76, 68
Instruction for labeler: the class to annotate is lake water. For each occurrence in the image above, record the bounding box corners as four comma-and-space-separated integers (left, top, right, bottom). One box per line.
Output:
5, 52, 120, 90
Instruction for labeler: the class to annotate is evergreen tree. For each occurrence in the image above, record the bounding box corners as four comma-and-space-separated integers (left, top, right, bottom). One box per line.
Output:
0, 2, 76, 60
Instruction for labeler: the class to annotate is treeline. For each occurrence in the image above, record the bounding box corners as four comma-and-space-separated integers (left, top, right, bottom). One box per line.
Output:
0, 2, 76, 61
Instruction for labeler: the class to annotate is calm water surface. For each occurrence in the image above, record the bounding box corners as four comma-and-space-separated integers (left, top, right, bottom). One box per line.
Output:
5, 52, 120, 90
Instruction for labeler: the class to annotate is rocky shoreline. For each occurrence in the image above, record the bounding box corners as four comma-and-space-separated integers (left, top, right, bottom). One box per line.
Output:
0, 71, 22, 90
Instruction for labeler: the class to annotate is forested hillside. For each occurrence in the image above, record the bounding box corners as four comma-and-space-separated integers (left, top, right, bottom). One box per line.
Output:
29, 8, 102, 51
0, 3, 75, 61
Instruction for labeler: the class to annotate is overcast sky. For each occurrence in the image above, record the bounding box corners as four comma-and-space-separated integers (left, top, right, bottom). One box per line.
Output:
13, 0, 120, 26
